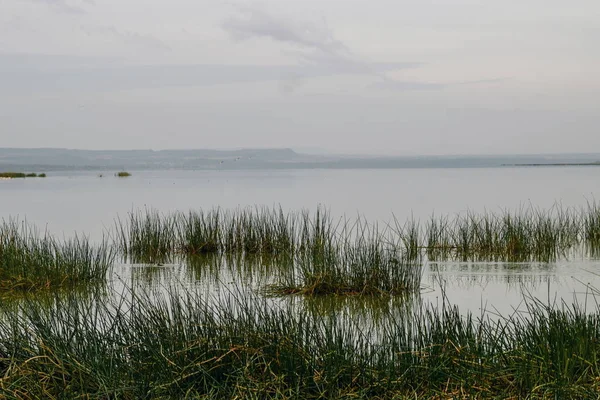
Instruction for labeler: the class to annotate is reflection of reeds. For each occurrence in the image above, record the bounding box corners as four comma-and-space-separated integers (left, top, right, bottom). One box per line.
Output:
0, 220, 113, 291
2, 286, 600, 398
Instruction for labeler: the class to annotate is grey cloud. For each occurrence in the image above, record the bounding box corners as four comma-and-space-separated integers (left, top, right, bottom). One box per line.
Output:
222, 5, 375, 72
25, 0, 92, 15
372, 80, 444, 91
81, 25, 171, 52
371, 77, 509, 91
222, 5, 428, 91
223, 6, 347, 56
0, 56, 418, 94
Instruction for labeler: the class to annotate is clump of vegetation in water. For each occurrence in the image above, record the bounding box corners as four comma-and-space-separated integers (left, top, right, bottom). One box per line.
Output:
116, 207, 423, 295
114, 203, 600, 294
116, 209, 177, 264
424, 204, 599, 262
0, 172, 46, 178
116, 171, 131, 177
270, 216, 422, 296
0, 221, 114, 291
1, 287, 600, 398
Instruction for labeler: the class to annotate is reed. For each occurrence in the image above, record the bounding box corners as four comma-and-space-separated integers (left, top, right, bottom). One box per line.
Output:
116, 209, 177, 264
0, 220, 113, 291
1, 286, 600, 398
425, 205, 587, 262
272, 217, 422, 296
0, 172, 44, 178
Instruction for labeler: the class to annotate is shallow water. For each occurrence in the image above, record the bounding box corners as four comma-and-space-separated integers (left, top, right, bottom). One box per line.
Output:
2, 166, 600, 316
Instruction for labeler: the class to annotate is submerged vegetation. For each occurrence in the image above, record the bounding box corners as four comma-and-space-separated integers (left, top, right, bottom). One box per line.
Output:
1, 287, 600, 398
0, 221, 114, 291
0, 172, 46, 178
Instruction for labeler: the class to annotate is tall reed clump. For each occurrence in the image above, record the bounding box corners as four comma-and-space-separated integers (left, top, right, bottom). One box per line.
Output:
180, 207, 298, 256
425, 206, 582, 262
116, 209, 177, 263
275, 215, 423, 296
0, 221, 113, 291
583, 200, 600, 257
1, 287, 600, 398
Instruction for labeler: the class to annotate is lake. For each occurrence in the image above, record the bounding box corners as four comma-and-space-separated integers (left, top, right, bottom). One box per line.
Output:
2, 166, 599, 316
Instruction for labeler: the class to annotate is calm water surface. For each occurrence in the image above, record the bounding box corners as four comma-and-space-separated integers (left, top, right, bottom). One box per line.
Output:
2, 167, 600, 316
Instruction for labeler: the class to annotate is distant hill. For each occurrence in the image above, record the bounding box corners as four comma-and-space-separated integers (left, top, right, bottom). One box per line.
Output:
0, 148, 599, 171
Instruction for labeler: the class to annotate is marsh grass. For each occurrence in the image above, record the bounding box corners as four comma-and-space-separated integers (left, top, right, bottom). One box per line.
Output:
0, 221, 113, 291
116, 209, 177, 264
0, 172, 44, 178
425, 204, 594, 262
119, 204, 600, 265
1, 286, 600, 398
115, 203, 600, 295
272, 218, 423, 296
118, 207, 423, 295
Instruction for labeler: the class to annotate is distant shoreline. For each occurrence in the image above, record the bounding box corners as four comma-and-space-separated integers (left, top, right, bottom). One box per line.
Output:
502, 162, 600, 167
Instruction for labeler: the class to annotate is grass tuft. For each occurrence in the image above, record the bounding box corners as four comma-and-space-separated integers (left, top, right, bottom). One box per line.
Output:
0, 220, 114, 291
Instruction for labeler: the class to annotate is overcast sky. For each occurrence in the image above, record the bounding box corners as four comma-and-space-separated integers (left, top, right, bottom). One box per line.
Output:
1, 0, 598, 155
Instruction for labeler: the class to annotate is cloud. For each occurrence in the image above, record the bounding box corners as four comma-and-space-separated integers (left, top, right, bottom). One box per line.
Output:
223, 6, 346, 55
0, 57, 417, 94
222, 5, 426, 93
371, 79, 444, 91
371, 77, 510, 91
25, 0, 93, 15
81, 25, 172, 52
223, 5, 374, 70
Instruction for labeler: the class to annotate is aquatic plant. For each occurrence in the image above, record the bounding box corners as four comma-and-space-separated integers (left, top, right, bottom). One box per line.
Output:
115, 203, 600, 295
1, 286, 600, 398
425, 205, 586, 262
0, 172, 44, 178
0, 220, 113, 291
116, 171, 131, 177
116, 209, 177, 264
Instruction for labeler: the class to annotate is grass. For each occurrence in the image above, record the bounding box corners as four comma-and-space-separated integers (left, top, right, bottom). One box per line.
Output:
425, 205, 586, 262
116, 209, 177, 264
271, 218, 422, 296
114, 203, 600, 297
118, 204, 600, 265
117, 207, 423, 295
0, 220, 114, 291
1, 286, 600, 398
116, 171, 132, 177
0, 172, 46, 178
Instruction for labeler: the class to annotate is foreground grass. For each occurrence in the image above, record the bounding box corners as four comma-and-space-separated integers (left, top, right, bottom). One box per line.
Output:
0, 221, 114, 291
0, 287, 599, 398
